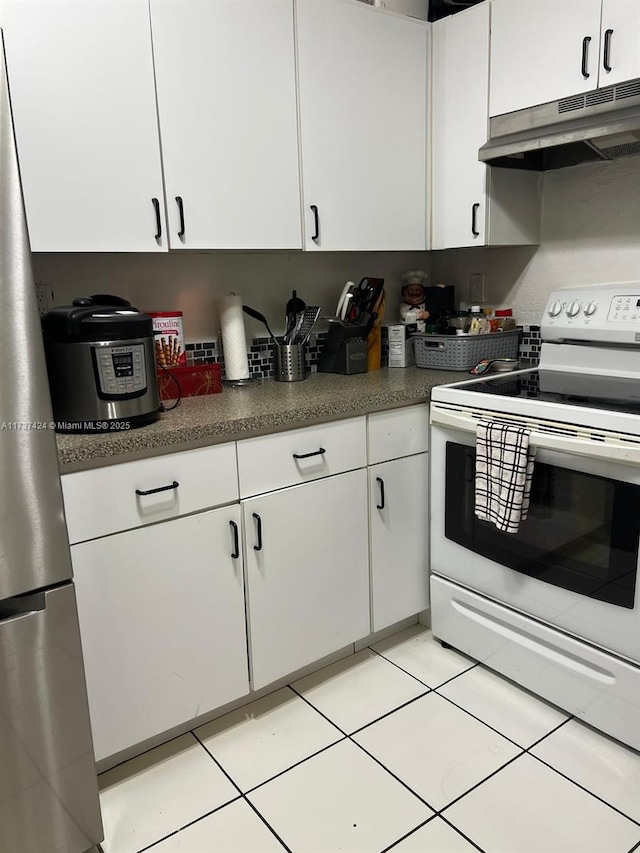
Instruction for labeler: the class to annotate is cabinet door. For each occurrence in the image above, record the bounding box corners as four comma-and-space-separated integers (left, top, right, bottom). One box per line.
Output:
72, 507, 249, 761
150, 0, 302, 249
432, 3, 489, 249
489, 0, 602, 117
1, 0, 165, 252
369, 454, 429, 632
296, 0, 427, 251
599, 0, 640, 87
243, 470, 370, 690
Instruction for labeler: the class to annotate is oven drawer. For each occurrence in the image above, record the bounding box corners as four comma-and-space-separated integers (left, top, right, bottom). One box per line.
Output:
431, 575, 640, 751
62, 443, 238, 543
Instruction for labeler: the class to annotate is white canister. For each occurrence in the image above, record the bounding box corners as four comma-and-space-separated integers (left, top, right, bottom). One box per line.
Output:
147, 311, 186, 367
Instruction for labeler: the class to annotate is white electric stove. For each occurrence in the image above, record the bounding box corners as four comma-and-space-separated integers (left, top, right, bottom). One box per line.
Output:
429, 282, 640, 750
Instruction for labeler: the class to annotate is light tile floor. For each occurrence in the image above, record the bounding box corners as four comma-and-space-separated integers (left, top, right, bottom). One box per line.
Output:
98, 625, 640, 853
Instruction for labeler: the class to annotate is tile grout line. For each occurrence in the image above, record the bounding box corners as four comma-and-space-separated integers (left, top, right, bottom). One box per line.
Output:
378, 815, 439, 853
527, 749, 640, 829
368, 643, 479, 691
432, 685, 563, 753
438, 813, 487, 853
136, 798, 243, 853
191, 729, 295, 853
438, 750, 526, 817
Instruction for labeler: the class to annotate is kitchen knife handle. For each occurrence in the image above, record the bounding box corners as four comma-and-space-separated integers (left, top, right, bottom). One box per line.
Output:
581, 35, 591, 79
230, 520, 240, 559
135, 480, 179, 496
176, 196, 185, 238
603, 29, 613, 72
376, 477, 385, 510
253, 513, 263, 552
310, 205, 319, 242
471, 203, 480, 237
152, 197, 162, 240
293, 447, 326, 460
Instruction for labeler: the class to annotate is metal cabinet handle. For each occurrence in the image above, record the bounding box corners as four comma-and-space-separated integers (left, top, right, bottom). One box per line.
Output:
581, 35, 592, 79
252, 512, 263, 551
471, 203, 480, 237
135, 480, 179, 496
603, 28, 614, 72
152, 197, 162, 240
230, 520, 240, 559
310, 204, 319, 242
293, 447, 326, 460
175, 196, 185, 238
376, 476, 385, 510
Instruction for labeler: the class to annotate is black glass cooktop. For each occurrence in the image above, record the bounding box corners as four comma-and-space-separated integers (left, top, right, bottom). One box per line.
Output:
457, 369, 640, 414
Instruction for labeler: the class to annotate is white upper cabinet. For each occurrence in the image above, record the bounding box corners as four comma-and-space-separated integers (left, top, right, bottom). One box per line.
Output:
489, 0, 603, 117
150, 0, 302, 250
296, 0, 428, 251
1, 0, 166, 252
432, 3, 540, 249
599, 0, 640, 87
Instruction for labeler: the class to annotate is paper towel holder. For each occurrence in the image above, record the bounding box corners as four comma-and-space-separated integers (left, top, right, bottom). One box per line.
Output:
218, 327, 258, 388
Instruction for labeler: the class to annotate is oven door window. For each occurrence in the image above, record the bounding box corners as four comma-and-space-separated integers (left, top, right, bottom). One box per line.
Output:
445, 442, 639, 609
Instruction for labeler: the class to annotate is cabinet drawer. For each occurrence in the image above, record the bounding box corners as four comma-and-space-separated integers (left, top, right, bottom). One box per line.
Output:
237, 417, 367, 498
367, 405, 429, 464
62, 443, 238, 543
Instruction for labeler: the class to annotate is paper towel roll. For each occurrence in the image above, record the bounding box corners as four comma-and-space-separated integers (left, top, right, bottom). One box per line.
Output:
219, 294, 250, 380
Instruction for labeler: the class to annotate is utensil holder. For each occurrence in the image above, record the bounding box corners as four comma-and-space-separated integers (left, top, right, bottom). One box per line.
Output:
274, 344, 306, 382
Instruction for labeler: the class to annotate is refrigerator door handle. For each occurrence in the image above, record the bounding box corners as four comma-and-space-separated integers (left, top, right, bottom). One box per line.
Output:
0, 591, 46, 624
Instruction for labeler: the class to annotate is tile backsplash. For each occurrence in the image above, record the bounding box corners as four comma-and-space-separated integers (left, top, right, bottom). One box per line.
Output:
185, 326, 541, 380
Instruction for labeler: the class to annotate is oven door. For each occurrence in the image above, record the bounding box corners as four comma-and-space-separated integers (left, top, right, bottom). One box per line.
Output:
430, 407, 640, 663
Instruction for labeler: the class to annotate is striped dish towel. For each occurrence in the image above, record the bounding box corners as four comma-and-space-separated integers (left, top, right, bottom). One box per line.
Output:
475, 420, 535, 534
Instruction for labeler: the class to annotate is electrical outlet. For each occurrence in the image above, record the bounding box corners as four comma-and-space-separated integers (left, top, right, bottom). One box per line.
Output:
469, 273, 486, 303
35, 282, 55, 316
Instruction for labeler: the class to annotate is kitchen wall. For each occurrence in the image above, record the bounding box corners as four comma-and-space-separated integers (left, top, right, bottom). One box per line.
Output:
431, 157, 640, 324
33, 251, 431, 343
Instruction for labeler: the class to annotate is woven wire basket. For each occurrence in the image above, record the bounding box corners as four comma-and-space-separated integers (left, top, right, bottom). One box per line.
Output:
413, 330, 520, 371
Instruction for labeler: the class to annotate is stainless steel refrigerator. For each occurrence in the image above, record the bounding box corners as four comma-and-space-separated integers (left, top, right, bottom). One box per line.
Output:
0, 34, 103, 853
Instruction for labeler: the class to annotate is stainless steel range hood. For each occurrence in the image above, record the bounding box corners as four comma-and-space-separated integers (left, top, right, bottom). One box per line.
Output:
479, 77, 640, 171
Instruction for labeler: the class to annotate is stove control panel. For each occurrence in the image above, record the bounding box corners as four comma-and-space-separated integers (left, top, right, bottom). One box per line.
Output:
542, 283, 640, 344
607, 295, 640, 322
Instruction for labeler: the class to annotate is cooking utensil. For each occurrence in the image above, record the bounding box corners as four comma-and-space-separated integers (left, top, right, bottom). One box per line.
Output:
285, 290, 306, 342
293, 306, 322, 345
335, 281, 354, 321
243, 305, 278, 346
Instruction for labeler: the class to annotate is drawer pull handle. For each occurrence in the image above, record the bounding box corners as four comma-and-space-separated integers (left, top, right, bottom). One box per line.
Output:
603, 28, 613, 72
230, 520, 240, 559
293, 447, 326, 460
471, 202, 480, 237
581, 35, 591, 79
176, 195, 185, 238
376, 477, 385, 510
135, 480, 179, 497
310, 204, 319, 242
152, 197, 162, 240
253, 512, 263, 551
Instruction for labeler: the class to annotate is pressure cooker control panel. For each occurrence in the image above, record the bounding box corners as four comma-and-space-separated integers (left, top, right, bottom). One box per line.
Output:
94, 344, 147, 397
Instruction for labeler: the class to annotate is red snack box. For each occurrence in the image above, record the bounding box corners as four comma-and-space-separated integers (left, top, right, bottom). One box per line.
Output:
157, 363, 222, 402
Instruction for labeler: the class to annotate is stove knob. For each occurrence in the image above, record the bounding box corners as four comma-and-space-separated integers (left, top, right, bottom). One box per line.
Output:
584, 302, 597, 316
566, 301, 582, 317
548, 301, 564, 317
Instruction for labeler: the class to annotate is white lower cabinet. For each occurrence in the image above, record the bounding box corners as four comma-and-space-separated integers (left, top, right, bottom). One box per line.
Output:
369, 453, 430, 631
243, 470, 370, 690
71, 506, 249, 762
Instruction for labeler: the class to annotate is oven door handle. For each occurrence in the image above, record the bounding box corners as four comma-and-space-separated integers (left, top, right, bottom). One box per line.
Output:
430, 405, 640, 466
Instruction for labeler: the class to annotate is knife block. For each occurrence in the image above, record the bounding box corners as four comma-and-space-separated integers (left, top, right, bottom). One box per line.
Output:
317, 323, 368, 375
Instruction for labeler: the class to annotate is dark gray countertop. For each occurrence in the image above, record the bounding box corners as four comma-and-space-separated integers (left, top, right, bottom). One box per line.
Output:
56, 366, 465, 472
